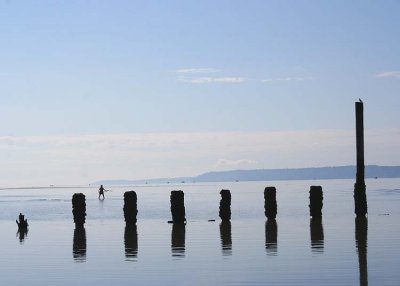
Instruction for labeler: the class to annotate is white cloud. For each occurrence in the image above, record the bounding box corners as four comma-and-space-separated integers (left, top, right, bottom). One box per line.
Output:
261, 76, 315, 83
177, 76, 245, 84
175, 68, 220, 73
375, 71, 400, 78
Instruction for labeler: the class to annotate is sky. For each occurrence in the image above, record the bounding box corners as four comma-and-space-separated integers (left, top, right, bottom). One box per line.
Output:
0, 1, 399, 186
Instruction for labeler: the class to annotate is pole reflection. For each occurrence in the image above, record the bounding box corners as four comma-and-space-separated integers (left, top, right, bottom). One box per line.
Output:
73, 227, 86, 262
171, 223, 186, 258
16, 229, 28, 244
220, 221, 232, 256
124, 225, 138, 261
310, 218, 324, 253
355, 217, 368, 286
265, 219, 278, 256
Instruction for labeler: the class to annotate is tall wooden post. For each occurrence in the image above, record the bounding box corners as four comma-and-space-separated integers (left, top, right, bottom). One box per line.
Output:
354, 101, 367, 216
219, 189, 231, 221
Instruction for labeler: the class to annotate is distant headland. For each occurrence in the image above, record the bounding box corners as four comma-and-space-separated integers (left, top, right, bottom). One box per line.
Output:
92, 165, 400, 185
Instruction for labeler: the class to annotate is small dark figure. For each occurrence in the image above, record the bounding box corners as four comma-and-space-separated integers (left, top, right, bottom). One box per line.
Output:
98, 185, 105, 200
16, 212, 28, 230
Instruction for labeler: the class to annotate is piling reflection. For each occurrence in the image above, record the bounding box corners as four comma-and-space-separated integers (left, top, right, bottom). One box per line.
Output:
16, 229, 28, 244
220, 221, 232, 256
124, 225, 138, 261
355, 217, 368, 286
265, 219, 278, 256
171, 223, 185, 258
73, 227, 86, 262
310, 218, 324, 253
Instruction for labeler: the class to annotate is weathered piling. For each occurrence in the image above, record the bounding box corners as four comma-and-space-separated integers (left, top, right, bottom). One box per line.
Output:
309, 186, 323, 218
72, 193, 86, 227
354, 101, 368, 216
219, 189, 231, 221
170, 190, 186, 223
123, 191, 138, 225
264, 187, 277, 219
265, 219, 278, 255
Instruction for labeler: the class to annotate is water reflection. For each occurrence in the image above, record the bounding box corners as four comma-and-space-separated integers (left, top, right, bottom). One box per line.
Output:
171, 223, 185, 258
310, 218, 324, 253
355, 217, 368, 286
73, 227, 86, 262
124, 225, 138, 261
220, 221, 232, 256
265, 219, 278, 256
16, 229, 28, 244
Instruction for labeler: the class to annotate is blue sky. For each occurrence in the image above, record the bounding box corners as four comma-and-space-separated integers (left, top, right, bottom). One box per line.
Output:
0, 1, 399, 186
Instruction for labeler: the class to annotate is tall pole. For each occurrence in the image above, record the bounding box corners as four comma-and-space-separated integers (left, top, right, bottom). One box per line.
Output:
354, 101, 367, 216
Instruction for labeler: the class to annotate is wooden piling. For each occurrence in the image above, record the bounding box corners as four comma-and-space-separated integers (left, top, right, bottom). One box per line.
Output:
354, 101, 368, 216
123, 191, 138, 225
170, 190, 186, 223
309, 186, 323, 218
72, 193, 86, 227
264, 187, 277, 219
219, 189, 231, 221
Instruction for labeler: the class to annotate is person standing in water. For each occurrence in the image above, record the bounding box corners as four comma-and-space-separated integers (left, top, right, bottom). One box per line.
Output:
99, 185, 105, 200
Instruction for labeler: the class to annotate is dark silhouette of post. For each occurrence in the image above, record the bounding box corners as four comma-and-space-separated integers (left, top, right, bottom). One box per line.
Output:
123, 191, 138, 225
16, 212, 29, 231
355, 217, 368, 286
219, 189, 231, 221
310, 218, 324, 253
354, 101, 367, 216
309, 186, 323, 218
170, 190, 186, 224
73, 227, 86, 262
264, 187, 277, 219
72, 193, 86, 227
124, 225, 138, 261
265, 219, 278, 256
219, 221, 232, 256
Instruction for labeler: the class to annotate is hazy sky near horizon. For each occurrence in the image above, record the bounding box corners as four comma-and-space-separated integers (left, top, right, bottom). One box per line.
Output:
0, 1, 399, 186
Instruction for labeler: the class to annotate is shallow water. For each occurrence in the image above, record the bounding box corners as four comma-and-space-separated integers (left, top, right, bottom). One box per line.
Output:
0, 179, 399, 285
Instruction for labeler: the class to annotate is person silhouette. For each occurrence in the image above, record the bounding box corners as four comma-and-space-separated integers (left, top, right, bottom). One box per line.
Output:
98, 185, 105, 200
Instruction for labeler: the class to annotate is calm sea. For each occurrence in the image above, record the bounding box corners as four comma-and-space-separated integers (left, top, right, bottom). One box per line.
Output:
0, 178, 399, 285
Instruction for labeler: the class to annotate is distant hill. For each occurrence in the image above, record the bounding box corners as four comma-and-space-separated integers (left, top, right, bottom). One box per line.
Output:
92, 165, 400, 185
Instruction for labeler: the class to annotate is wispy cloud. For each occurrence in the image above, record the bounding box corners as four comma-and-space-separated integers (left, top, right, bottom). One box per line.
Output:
177, 76, 245, 84
175, 68, 220, 73
375, 71, 400, 78
215, 159, 258, 169
261, 76, 315, 83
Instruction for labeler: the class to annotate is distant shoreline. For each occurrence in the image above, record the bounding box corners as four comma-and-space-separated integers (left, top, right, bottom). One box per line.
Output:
93, 165, 400, 186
